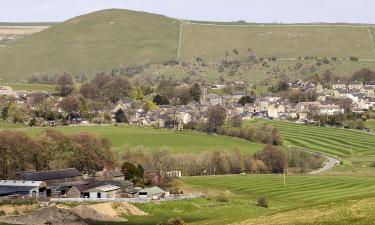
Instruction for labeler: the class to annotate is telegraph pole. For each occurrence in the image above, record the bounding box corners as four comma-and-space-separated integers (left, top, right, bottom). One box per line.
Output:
283, 169, 287, 188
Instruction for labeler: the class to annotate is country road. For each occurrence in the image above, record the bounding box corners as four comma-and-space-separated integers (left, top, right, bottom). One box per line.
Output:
310, 155, 340, 174
287, 146, 340, 174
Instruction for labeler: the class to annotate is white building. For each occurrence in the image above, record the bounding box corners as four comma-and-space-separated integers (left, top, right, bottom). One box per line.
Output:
83, 184, 121, 199
0, 180, 47, 198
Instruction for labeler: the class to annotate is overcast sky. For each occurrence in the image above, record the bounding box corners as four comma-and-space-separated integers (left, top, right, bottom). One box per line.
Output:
0, 0, 374, 23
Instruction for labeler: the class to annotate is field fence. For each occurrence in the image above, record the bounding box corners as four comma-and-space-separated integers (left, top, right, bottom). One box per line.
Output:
50, 193, 202, 203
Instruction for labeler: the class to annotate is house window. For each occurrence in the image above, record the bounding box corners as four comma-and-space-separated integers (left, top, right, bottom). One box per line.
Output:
97, 192, 101, 198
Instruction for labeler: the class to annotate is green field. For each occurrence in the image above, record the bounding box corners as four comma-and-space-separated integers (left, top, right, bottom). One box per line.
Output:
0, 120, 26, 129
244, 120, 375, 163
365, 119, 375, 131
94, 175, 375, 225
21, 125, 263, 153
0, 83, 57, 93
1, 9, 375, 82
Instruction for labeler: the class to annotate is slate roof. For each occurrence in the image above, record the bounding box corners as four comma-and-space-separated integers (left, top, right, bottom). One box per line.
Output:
333, 80, 345, 85
349, 80, 363, 85
108, 170, 124, 178
15, 168, 82, 181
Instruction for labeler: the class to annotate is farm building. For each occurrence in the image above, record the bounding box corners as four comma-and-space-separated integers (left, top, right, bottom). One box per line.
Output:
66, 180, 134, 198
139, 186, 169, 199
14, 168, 82, 185
0, 180, 47, 197
83, 184, 121, 199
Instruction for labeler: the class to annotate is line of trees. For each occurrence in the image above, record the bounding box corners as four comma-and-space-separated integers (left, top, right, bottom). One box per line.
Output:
0, 130, 115, 179
122, 145, 288, 177
217, 124, 283, 146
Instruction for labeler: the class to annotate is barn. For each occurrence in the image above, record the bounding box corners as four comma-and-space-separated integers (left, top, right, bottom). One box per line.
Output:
0, 180, 47, 198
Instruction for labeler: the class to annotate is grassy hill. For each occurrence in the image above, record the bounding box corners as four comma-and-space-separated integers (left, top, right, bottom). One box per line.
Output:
1, 9, 375, 82
0, 9, 181, 82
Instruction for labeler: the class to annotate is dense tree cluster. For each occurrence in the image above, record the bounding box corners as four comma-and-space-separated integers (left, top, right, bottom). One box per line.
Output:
207, 105, 227, 132
0, 130, 115, 179
351, 68, 375, 82
80, 74, 134, 103
56, 73, 75, 96
281, 89, 317, 104
218, 124, 283, 146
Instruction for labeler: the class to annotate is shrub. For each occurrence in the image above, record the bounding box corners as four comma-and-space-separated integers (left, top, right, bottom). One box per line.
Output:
216, 194, 230, 203
168, 217, 185, 225
322, 57, 330, 64
370, 161, 375, 167
257, 196, 268, 208
0, 210, 5, 216
349, 56, 359, 61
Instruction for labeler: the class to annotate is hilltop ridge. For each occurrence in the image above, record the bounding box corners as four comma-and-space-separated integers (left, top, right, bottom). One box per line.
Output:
0, 8, 375, 82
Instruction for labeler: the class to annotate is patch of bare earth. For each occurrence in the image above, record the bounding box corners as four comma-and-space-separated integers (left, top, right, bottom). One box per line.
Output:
63, 202, 147, 222
0, 206, 87, 225
0, 26, 49, 35
0, 204, 39, 216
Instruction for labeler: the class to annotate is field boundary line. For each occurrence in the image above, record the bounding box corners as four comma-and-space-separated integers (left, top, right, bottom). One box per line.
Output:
187, 22, 368, 28
177, 22, 184, 60
367, 26, 375, 57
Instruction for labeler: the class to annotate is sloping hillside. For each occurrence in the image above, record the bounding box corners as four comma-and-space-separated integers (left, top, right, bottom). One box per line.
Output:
179, 23, 375, 60
0, 9, 181, 81
1, 8, 375, 82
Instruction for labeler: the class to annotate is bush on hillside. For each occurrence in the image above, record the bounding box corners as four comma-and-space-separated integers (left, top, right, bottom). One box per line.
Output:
257, 196, 268, 208
215, 193, 230, 203
168, 217, 185, 225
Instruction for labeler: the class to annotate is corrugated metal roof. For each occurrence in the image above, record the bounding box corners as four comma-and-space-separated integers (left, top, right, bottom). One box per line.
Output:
140, 186, 165, 195
85, 184, 121, 193
0, 180, 45, 187
0, 186, 36, 196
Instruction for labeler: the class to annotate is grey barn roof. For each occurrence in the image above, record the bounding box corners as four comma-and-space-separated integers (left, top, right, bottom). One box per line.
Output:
0, 180, 46, 196
0, 186, 37, 196
15, 168, 82, 181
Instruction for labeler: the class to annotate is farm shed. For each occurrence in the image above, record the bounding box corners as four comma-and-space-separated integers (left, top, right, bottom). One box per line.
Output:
83, 184, 121, 199
14, 168, 82, 185
139, 186, 169, 199
0, 180, 47, 197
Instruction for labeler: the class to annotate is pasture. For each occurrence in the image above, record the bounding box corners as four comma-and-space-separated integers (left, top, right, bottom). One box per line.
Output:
244, 120, 375, 163
179, 24, 375, 61
0, 83, 57, 93
96, 175, 375, 225
0, 120, 25, 129
365, 119, 375, 131
22, 125, 263, 153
